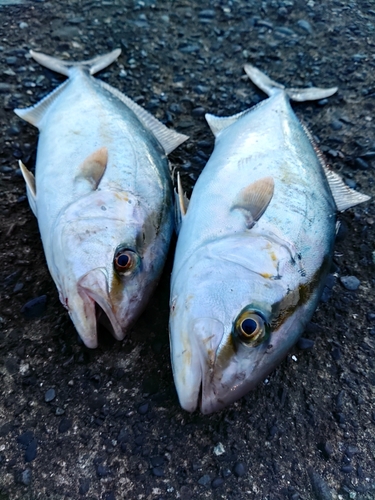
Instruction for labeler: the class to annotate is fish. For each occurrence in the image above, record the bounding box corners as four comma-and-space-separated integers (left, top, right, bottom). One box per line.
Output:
169, 65, 370, 414
15, 49, 188, 348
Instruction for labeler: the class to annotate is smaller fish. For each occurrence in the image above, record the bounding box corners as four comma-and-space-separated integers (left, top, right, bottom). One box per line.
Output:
170, 65, 370, 414
15, 49, 187, 348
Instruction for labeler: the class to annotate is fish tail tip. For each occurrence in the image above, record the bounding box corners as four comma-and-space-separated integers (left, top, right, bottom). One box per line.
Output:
244, 63, 338, 102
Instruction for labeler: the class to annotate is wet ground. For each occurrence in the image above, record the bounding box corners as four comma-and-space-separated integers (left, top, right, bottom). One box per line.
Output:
0, 0, 375, 499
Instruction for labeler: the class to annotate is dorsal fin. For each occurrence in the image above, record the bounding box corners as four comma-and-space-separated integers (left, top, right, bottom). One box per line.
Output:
74, 147, 108, 192
97, 80, 188, 155
19, 160, 37, 217
205, 109, 249, 137
232, 177, 275, 229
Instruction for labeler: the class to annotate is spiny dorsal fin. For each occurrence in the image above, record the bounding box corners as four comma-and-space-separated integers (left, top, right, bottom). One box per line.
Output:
19, 160, 37, 217
74, 147, 108, 191
30, 48, 121, 76
322, 166, 371, 211
14, 80, 69, 128
205, 109, 249, 137
244, 64, 338, 101
232, 177, 275, 229
174, 172, 190, 233
97, 79, 188, 155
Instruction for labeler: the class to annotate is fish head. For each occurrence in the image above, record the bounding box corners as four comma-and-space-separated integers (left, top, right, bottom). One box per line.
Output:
170, 233, 324, 414
50, 189, 172, 348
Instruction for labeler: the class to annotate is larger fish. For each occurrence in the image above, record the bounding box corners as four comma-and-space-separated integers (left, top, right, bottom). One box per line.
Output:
15, 49, 188, 348
170, 65, 370, 414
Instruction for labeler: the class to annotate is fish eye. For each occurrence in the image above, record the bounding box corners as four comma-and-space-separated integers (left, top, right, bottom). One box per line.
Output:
233, 309, 268, 347
114, 248, 138, 275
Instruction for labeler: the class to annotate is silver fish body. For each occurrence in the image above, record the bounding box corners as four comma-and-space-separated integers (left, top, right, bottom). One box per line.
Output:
15, 49, 187, 348
170, 66, 369, 414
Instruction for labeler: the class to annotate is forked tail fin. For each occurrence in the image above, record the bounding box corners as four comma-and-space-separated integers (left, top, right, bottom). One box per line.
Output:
244, 64, 338, 102
30, 48, 121, 76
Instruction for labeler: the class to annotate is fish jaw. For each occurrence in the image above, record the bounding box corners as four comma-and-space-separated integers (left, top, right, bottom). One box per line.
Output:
78, 267, 124, 341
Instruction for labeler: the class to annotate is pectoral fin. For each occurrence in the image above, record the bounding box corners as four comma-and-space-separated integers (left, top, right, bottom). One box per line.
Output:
74, 147, 108, 192
19, 160, 37, 217
232, 177, 274, 229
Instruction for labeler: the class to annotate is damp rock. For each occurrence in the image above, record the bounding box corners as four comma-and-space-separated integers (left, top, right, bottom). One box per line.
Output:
297, 338, 315, 350
340, 276, 360, 291
45, 388, 56, 402
21, 296, 47, 319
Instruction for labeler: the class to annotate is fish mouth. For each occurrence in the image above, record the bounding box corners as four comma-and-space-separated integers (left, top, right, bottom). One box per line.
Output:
68, 268, 124, 348
176, 317, 225, 414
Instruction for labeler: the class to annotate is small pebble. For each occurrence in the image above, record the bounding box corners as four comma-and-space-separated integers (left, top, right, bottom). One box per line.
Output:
17, 431, 34, 446
152, 467, 164, 477
331, 347, 341, 361
340, 276, 360, 291
213, 442, 225, 456
354, 157, 369, 169
233, 462, 246, 477
21, 295, 47, 319
79, 478, 90, 495
296, 19, 313, 33
308, 469, 333, 500
222, 468, 232, 478
150, 456, 164, 467
20, 469, 32, 486
137, 402, 149, 415
297, 338, 314, 350
341, 465, 353, 473
24, 439, 37, 462
318, 442, 333, 460
179, 486, 192, 500
45, 388, 56, 402
58, 418, 72, 433
198, 474, 211, 486
345, 445, 359, 458
330, 119, 343, 130
96, 464, 110, 477
211, 477, 224, 489
103, 492, 115, 500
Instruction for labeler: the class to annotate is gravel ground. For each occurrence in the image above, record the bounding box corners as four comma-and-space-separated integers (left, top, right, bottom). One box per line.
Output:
0, 1, 375, 499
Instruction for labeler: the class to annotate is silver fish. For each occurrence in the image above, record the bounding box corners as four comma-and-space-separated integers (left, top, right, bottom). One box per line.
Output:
170, 65, 370, 414
15, 49, 188, 348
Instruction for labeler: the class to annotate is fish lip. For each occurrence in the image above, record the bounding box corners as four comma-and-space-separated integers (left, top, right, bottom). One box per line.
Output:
188, 317, 225, 414
78, 268, 125, 343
